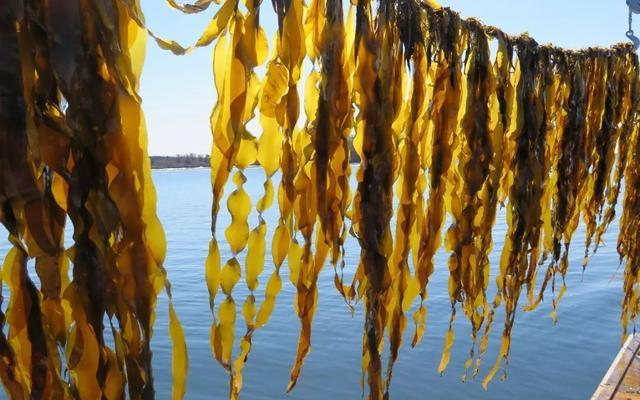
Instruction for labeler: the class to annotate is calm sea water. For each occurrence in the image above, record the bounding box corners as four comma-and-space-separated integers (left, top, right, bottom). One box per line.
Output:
0, 167, 627, 399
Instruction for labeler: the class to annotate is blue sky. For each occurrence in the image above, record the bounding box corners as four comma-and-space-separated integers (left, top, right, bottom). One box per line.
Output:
139, 0, 634, 155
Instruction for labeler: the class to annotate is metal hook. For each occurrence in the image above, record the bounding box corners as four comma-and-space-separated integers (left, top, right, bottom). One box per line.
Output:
627, 30, 640, 51
628, 2, 640, 51
629, 0, 640, 14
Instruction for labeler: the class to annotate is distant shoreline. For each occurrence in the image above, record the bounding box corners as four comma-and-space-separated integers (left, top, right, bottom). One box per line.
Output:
151, 163, 362, 170
150, 155, 209, 169
152, 166, 210, 170
151, 146, 362, 169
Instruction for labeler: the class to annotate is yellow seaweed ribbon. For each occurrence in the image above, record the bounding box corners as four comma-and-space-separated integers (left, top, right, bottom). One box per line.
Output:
442, 19, 493, 381
4, 0, 187, 398
618, 58, 640, 338
1, 6, 69, 396
470, 31, 512, 379
352, 0, 403, 395
383, 1, 427, 394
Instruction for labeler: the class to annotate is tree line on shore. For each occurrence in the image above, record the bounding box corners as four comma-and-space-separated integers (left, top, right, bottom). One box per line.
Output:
151, 137, 361, 168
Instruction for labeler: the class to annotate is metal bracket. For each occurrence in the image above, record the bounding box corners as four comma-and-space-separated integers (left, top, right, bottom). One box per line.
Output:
629, 0, 640, 13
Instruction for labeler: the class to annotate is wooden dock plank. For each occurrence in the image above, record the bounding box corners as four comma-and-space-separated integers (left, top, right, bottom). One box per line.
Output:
593, 334, 640, 400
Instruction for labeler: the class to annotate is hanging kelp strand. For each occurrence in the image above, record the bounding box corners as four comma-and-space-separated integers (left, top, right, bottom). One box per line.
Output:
2, 0, 188, 398
284, 0, 323, 388
3, 0, 640, 399
595, 48, 637, 253
582, 52, 617, 268
524, 50, 566, 310
203, 1, 276, 397
0, 6, 68, 396
443, 18, 494, 380
311, 0, 355, 308
543, 52, 588, 318
618, 58, 640, 336
470, 29, 512, 379
352, 0, 404, 394
482, 36, 548, 387
413, 6, 460, 352
384, 0, 427, 390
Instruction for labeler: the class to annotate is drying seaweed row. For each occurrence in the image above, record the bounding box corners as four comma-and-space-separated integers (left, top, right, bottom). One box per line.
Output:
1, 0, 639, 399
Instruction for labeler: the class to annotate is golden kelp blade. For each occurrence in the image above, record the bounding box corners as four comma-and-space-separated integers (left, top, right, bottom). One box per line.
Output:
1, 4, 70, 397
595, 49, 637, 253
580, 53, 608, 268
442, 19, 494, 380
1, 0, 187, 398
618, 60, 640, 337
202, 1, 280, 398
523, 49, 566, 311
413, 9, 462, 351
352, 0, 402, 394
468, 30, 510, 379
483, 38, 550, 388
166, 0, 216, 13
287, 0, 355, 389
383, 0, 428, 393
123, 0, 236, 55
